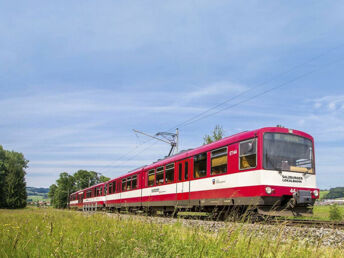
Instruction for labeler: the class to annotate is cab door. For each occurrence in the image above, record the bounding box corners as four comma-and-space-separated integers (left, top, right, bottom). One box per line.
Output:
176, 158, 191, 207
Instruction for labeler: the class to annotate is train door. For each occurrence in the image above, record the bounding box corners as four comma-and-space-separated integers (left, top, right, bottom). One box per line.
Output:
176, 159, 191, 207
228, 143, 239, 173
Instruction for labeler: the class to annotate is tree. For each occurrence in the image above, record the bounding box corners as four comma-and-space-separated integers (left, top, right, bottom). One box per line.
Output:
203, 125, 224, 145
0, 146, 7, 207
326, 187, 344, 199
73, 170, 108, 190
100, 175, 110, 182
51, 172, 75, 209
48, 184, 57, 205
0, 145, 28, 209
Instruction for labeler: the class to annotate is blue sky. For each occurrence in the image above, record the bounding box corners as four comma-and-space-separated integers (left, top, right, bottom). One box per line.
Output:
1, 1, 344, 188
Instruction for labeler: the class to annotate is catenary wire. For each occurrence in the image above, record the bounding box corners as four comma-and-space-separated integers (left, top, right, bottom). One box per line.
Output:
102, 45, 344, 173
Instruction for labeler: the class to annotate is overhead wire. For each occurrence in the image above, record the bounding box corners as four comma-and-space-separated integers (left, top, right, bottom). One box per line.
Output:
169, 43, 344, 131
103, 44, 344, 173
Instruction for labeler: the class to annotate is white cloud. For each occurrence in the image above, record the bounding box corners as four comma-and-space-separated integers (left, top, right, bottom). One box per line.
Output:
183, 81, 246, 102
312, 95, 344, 112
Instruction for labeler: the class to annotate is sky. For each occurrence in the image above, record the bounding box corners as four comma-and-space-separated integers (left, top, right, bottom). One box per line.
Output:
1, 1, 344, 189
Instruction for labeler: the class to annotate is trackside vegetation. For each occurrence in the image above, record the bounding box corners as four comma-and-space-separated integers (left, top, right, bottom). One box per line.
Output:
1, 208, 343, 257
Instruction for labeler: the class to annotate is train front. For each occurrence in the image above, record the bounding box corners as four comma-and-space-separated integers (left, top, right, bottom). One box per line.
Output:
257, 127, 319, 216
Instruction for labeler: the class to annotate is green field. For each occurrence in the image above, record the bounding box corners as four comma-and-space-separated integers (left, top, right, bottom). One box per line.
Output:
27, 195, 50, 202
0, 208, 343, 257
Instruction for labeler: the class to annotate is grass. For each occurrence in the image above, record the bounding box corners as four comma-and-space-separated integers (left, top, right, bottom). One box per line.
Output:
0, 208, 343, 257
319, 190, 329, 200
311, 205, 344, 221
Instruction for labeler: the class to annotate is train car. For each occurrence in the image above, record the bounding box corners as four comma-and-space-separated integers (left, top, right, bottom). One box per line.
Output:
71, 126, 319, 217
105, 167, 144, 211
82, 183, 106, 211
69, 190, 84, 210
69, 191, 79, 209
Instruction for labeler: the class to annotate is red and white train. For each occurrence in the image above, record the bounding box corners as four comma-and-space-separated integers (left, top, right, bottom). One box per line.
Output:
69, 127, 319, 217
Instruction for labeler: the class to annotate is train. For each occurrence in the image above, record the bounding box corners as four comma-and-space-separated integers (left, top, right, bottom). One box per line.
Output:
69, 126, 319, 218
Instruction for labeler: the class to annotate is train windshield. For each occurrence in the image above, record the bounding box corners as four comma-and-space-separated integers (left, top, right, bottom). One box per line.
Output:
263, 133, 314, 174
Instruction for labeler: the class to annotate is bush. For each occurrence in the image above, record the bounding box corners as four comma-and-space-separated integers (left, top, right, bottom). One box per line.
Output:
329, 204, 343, 221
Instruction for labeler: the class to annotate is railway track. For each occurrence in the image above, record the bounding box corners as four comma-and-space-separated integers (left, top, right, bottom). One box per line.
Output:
265, 218, 344, 229
162, 212, 344, 229
90, 209, 344, 229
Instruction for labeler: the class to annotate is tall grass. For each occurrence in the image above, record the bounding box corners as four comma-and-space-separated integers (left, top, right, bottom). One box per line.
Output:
0, 208, 343, 257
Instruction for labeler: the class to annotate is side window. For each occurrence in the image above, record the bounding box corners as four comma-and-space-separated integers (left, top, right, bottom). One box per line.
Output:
148, 169, 155, 187
184, 162, 189, 180
127, 177, 132, 190
108, 183, 112, 194
211, 147, 228, 175
117, 181, 121, 192
156, 166, 164, 185
194, 153, 207, 178
165, 163, 174, 183
132, 175, 137, 189
113, 182, 116, 193
240, 138, 257, 170
122, 178, 127, 191
178, 163, 182, 181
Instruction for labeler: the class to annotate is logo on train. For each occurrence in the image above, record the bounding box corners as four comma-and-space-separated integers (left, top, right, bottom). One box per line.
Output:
212, 179, 215, 185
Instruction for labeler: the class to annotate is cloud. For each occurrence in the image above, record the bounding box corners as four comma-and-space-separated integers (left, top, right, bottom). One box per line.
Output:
183, 81, 246, 102
312, 95, 344, 112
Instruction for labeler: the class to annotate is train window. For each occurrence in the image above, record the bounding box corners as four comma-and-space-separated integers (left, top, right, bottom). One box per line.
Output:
132, 175, 137, 189
194, 153, 207, 178
184, 162, 189, 180
117, 181, 121, 192
122, 178, 127, 191
156, 166, 164, 185
165, 163, 174, 183
211, 147, 228, 175
127, 177, 132, 190
108, 183, 112, 194
112, 182, 116, 193
178, 163, 182, 181
239, 138, 257, 170
148, 169, 155, 186
86, 190, 91, 198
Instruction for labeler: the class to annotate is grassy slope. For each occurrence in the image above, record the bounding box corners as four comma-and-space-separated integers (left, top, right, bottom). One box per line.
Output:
0, 208, 343, 257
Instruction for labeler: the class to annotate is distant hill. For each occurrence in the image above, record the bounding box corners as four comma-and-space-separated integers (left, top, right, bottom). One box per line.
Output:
324, 187, 344, 199
26, 187, 50, 202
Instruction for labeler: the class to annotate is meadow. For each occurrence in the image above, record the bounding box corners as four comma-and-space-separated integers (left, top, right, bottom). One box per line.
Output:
0, 208, 343, 257
311, 205, 344, 220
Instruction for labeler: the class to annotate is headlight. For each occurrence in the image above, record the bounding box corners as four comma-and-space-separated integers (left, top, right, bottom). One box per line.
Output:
313, 190, 319, 197
265, 186, 272, 194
